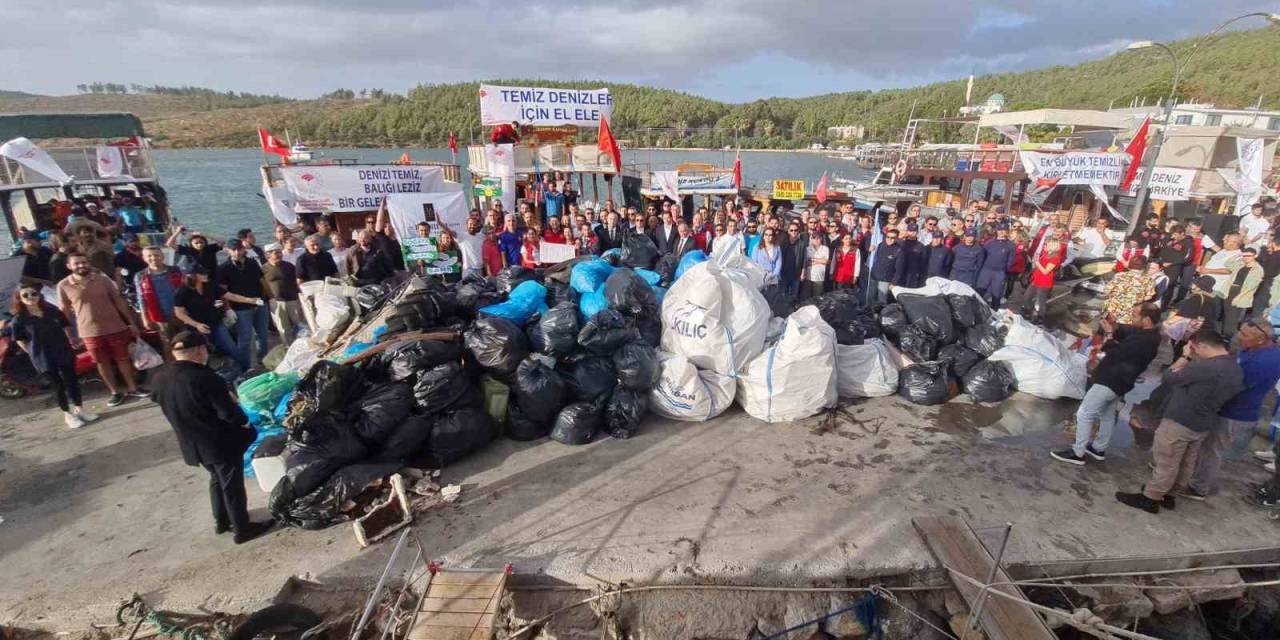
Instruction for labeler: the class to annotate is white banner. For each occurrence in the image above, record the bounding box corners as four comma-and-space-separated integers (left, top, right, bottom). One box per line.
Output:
1236, 137, 1265, 215
384, 191, 471, 244
652, 170, 680, 202
1123, 167, 1197, 201
1019, 151, 1128, 186
0, 137, 71, 183
484, 144, 516, 212
95, 146, 129, 178
262, 173, 298, 226
279, 165, 450, 213
539, 241, 576, 264
479, 84, 613, 127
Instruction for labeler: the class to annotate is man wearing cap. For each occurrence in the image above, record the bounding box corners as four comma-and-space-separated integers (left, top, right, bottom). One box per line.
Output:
869, 228, 905, 303
216, 240, 269, 367
151, 331, 272, 544
950, 231, 985, 288
976, 225, 1016, 307
898, 222, 929, 288
113, 233, 147, 307
235, 229, 266, 264
925, 232, 953, 279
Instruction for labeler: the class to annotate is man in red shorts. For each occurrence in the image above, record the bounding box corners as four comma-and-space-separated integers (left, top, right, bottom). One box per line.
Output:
57, 252, 148, 407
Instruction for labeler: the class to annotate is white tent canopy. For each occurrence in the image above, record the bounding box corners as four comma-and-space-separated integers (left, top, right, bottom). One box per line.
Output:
978, 109, 1133, 131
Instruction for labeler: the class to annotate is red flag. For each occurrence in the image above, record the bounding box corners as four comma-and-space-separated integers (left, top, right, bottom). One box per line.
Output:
257, 128, 290, 158
1121, 117, 1151, 191
598, 115, 621, 174
733, 148, 742, 189
109, 135, 141, 147
448, 131, 458, 155
1033, 176, 1061, 193
815, 171, 829, 203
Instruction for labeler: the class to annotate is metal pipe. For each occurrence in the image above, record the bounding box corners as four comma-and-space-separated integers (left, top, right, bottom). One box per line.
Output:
967, 522, 1013, 633
353, 529, 411, 638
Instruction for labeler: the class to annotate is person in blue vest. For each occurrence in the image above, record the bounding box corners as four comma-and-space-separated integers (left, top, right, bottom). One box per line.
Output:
898, 222, 929, 288
925, 233, 953, 278
870, 228, 906, 303
950, 231, 985, 288
976, 224, 1017, 307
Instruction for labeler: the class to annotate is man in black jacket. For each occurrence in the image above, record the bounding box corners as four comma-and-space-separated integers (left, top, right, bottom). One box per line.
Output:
870, 228, 905, 303
1051, 303, 1162, 465
151, 331, 272, 543
596, 212, 626, 253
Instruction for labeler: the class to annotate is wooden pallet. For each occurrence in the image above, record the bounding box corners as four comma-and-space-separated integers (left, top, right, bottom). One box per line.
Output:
407, 569, 508, 640
913, 516, 1056, 640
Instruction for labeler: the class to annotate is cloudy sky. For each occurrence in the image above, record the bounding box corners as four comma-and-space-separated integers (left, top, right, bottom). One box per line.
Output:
2, 1, 1273, 102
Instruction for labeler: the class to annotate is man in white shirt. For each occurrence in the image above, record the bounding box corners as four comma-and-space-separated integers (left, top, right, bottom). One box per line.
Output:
1239, 202, 1271, 250
1074, 217, 1112, 262
440, 217, 485, 280
1198, 233, 1243, 296
801, 233, 830, 300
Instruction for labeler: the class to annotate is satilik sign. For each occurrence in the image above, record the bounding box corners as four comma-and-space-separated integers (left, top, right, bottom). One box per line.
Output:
772, 179, 805, 200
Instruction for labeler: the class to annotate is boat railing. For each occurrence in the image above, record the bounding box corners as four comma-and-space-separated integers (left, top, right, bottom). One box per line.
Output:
0, 144, 157, 188
901, 148, 1023, 173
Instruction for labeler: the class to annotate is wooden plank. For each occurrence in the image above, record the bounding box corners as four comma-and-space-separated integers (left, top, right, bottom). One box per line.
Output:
409, 610, 491, 628
427, 571, 505, 587
406, 626, 490, 640
420, 597, 500, 614
913, 516, 1056, 640
422, 583, 507, 599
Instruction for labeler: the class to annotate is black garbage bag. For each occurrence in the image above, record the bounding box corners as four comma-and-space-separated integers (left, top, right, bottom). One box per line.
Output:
811, 288, 865, 344
525, 313, 546, 354
613, 343, 659, 390
413, 362, 474, 414
604, 268, 657, 317
550, 402, 602, 445
456, 279, 500, 315
506, 402, 551, 441
653, 253, 678, 287
962, 323, 1007, 357
293, 414, 370, 464
539, 302, 580, 357
635, 316, 661, 348
465, 317, 529, 382
280, 441, 344, 497
897, 361, 951, 406
374, 415, 434, 462
253, 435, 287, 459
493, 266, 538, 295
937, 344, 983, 380
353, 383, 415, 445
272, 462, 402, 530
563, 355, 617, 402
962, 360, 1017, 403
895, 323, 938, 363
294, 362, 366, 419
578, 310, 640, 355
513, 355, 567, 423
946, 293, 981, 329
369, 339, 465, 383
544, 280, 580, 307
620, 233, 659, 270
880, 303, 909, 339
897, 294, 956, 345
606, 388, 647, 439
763, 284, 796, 319
427, 407, 496, 467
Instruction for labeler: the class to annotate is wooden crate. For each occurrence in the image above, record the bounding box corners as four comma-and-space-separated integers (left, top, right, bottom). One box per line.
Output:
407, 570, 507, 640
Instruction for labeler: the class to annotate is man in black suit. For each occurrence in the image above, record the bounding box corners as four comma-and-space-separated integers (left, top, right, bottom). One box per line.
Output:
654, 211, 680, 254
671, 223, 697, 260
596, 211, 627, 254
150, 331, 272, 544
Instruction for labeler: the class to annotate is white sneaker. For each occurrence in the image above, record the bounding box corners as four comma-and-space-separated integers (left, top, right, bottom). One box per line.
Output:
1255, 450, 1277, 462
72, 407, 98, 422
64, 412, 86, 429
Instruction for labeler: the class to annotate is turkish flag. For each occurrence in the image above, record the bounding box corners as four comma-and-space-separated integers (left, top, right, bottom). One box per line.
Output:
108, 135, 141, 147
815, 172, 829, 203
448, 131, 458, 155
257, 128, 290, 158
598, 115, 621, 174
1121, 117, 1151, 191
733, 148, 742, 189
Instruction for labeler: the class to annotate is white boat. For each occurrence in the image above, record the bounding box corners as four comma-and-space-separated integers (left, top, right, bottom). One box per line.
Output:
289, 142, 314, 162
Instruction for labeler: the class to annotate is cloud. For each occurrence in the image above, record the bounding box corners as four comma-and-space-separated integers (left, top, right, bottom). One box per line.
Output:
0, 0, 1270, 101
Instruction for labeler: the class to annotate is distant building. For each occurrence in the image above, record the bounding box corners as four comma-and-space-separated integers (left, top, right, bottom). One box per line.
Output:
827, 125, 866, 140
959, 93, 1006, 116
1109, 102, 1280, 131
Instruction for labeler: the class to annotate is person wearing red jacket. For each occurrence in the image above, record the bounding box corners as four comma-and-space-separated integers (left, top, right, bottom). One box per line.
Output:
542, 216, 568, 244
832, 234, 861, 290
490, 121, 520, 145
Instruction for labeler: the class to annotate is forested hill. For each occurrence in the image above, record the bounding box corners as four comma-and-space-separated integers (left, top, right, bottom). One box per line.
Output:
3, 26, 1278, 149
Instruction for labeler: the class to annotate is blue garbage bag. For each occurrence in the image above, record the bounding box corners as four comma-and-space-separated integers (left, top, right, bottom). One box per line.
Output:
343, 341, 374, 357
242, 425, 286, 479
479, 280, 548, 326
675, 250, 707, 281
570, 258, 616, 295
273, 390, 294, 422
635, 269, 662, 287
579, 284, 609, 320
654, 286, 667, 307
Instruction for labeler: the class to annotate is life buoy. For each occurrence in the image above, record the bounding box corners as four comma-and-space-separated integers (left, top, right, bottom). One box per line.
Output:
894, 159, 908, 178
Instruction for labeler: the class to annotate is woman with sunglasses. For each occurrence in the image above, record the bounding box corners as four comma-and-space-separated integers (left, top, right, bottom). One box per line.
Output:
9, 284, 97, 428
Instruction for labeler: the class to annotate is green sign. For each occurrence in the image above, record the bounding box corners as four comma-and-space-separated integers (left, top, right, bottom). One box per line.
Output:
401, 236, 438, 263
473, 178, 503, 198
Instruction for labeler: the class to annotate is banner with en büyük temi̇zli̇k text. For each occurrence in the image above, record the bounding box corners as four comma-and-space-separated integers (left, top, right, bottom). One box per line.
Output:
279, 165, 451, 213
479, 84, 613, 127
1018, 151, 1129, 187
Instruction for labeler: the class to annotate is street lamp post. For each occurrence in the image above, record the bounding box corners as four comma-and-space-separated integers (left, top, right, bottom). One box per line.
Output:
1123, 12, 1280, 237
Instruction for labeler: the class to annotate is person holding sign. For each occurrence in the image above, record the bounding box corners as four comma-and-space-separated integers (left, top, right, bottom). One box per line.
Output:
520, 228, 541, 267
428, 232, 462, 284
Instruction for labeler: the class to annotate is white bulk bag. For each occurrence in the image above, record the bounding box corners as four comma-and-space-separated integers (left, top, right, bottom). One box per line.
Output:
274, 337, 327, 375
987, 311, 1087, 399
661, 259, 770, 378
312, 291, 352, 343
835, 339, 899, 397
649, 351, 736, 421
892, 276, 985, 304
737, 306, 837, 423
